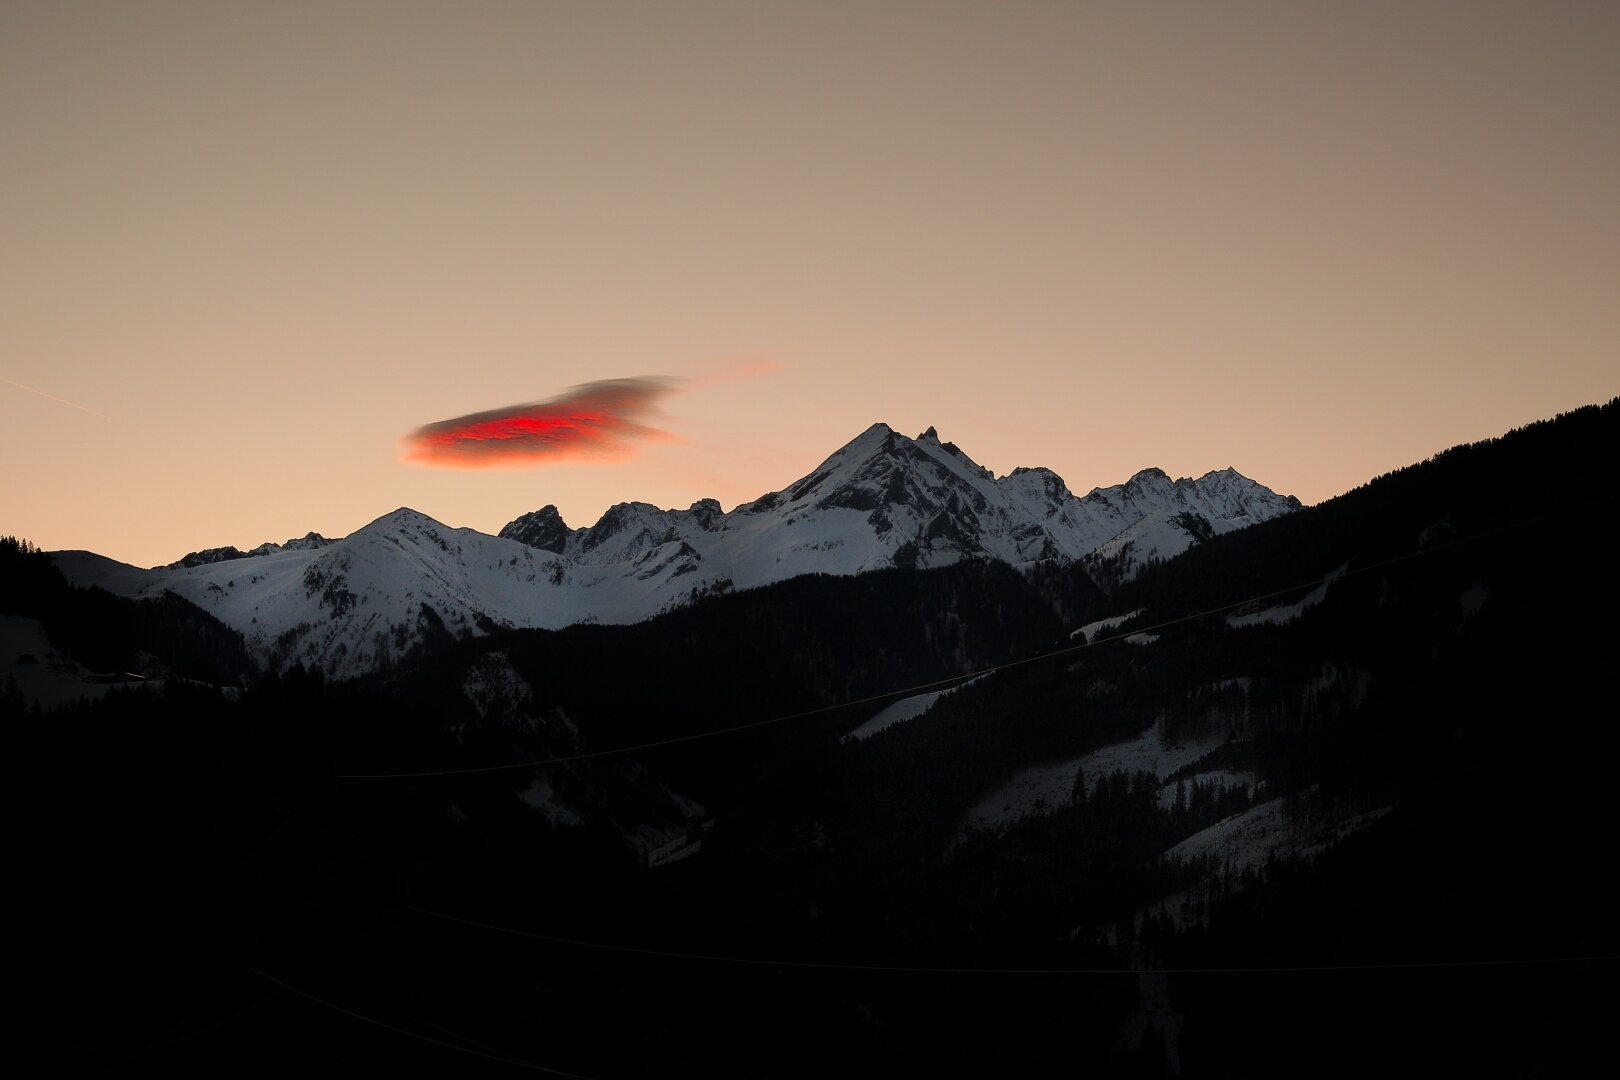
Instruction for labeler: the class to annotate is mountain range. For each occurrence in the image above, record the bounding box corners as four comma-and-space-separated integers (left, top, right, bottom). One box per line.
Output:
12, 399, 1619, 1077
51, 422, 1298, 678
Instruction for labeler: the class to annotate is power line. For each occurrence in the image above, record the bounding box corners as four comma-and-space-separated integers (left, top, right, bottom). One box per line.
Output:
335, 491, 1619, 781
414, 1017, 546, 1071
405, 904, 1618, 977
248, 966, 599, 1078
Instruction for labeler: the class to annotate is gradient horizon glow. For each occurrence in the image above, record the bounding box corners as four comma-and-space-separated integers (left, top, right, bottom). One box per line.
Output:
3, 2, 1616, 568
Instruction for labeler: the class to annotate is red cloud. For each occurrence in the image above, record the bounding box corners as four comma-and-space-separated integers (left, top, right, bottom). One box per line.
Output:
402, 377, 676, 469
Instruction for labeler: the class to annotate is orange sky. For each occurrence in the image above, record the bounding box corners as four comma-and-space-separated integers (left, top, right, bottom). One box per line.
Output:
3, 1, 1616, 568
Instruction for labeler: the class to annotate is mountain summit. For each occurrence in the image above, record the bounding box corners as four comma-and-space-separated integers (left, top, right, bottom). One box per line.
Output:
498, 423, 1298, 579
54, 424, 1297, 677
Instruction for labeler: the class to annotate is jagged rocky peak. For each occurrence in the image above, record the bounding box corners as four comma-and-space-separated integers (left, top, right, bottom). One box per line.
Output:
739, 422, 944, 514
588, 501, 663, 536
1179, 469, 1304, 519
681, 498, 725, 531
1076, 467, 1172, 506
169, 529, 335, 569
1004, 465, 1072, 503
791, 421, 991, 515
578, 501, 674, 560
168, 545, 249, 570
1196, 467, 1303, 506
499, 504, 572, 553
282, 531, 333, 551
915, 424, 975, 462
833, 421, 903, 461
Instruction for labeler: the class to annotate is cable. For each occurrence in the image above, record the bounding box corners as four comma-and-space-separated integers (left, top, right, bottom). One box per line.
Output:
414, 1017, 545, 1070
248, 966, 599, 1078
404, 904, 1618, 977
335, 490, 1620, 780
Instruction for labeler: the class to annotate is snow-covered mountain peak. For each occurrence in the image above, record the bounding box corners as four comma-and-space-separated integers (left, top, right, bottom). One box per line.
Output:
64, 424, 1300, 678
683, 499, 725, 531
353, 507, 452, 540
499, 504, 572, 553
1002, 466, 1072, 503
812, 421, 898, 463
577, 501, 681, 565
499, 420, 1298, 602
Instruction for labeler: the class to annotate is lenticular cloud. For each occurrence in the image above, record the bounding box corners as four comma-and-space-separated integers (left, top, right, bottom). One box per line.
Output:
402, 377, 676, 468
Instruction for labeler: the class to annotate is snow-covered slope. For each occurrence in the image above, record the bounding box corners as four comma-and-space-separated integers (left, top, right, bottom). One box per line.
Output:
59, 509, 620, 679
55, 424, 1298, 678
504, 423, 1298, 585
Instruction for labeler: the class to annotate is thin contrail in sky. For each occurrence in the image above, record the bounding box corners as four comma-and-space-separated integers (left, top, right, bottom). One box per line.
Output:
0, 375, 109, 418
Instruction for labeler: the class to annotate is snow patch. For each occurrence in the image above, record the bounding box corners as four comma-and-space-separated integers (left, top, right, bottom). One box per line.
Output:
1071, 609, 1144, 641
518, 778, 585, 829
1165, 798, 1395, 871
958, 721, 1215, 836
646, 834, 704, 868
1226, 563, 1348, 628
1163, 798, 1296, 871
845, 690, 945, 742
844, 676, 984, 741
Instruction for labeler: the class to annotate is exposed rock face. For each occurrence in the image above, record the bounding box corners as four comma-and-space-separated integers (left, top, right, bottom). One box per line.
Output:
498, 505, 573, 554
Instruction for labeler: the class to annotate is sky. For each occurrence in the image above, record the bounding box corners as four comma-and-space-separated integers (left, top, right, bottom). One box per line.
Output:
3, 1, 1616, 568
